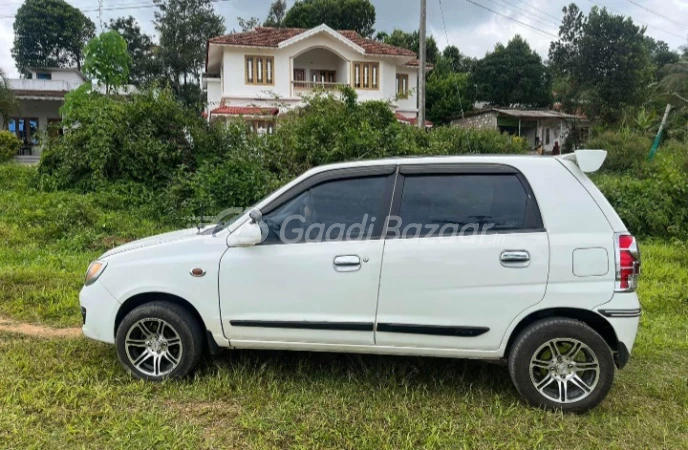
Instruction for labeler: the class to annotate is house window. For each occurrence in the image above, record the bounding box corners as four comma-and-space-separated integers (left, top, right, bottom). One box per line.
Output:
246, 56, 274, 85
8, 118, 39, 145
545, 128, 551, 145
396, 74, 409, 98
249, 120, 275, 135
36, 72, 52, 80
353, 62, 379, 90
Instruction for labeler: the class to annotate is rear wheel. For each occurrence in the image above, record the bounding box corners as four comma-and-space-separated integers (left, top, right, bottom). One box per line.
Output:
508, 317, 615, 413
116, 301, 204, 381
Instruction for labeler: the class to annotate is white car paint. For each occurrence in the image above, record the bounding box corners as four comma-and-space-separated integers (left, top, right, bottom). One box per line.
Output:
79, 154, 641, 364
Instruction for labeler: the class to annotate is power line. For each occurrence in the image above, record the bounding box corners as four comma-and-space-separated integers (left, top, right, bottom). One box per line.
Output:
463, 0, 559, 39
624, 0, 688, 32
587, 0, 688, 41
510, 0, 563, 22
488, 0, 562, 30
0, 0, 231, 19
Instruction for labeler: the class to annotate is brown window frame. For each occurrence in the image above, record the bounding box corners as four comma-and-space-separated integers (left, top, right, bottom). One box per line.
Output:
248, 119, 276, 135
396, 73, 409, 98
352, 62, 380, 90
311, 70, 337, 83
245, 55, 275, 86
8, 117, 40, 145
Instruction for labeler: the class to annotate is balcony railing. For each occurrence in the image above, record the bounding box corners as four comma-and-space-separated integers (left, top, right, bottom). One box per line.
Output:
292, 80, 349, 91
9, 79, 83, 92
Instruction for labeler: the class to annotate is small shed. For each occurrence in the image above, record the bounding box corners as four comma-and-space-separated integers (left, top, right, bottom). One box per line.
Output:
451, 108, 589, 153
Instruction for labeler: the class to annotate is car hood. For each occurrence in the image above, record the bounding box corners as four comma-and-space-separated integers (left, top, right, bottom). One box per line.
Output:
100, 227, 213, 259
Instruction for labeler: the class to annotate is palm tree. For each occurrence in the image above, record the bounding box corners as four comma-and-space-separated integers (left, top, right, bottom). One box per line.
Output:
660, 58, 688, 103
0, 68, 19, 129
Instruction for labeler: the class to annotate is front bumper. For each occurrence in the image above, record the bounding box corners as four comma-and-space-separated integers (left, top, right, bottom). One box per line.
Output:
79, 281, 120, 344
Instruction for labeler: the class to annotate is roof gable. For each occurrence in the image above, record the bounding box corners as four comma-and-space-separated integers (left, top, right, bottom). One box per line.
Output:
208, 26, 417, 58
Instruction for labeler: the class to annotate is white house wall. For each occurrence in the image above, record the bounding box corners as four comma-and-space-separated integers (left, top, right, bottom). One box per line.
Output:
214, 32, 418, 114
395, 67, 419, 115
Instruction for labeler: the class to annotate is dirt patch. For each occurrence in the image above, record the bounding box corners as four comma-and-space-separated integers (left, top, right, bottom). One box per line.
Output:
0, 316, 82, 339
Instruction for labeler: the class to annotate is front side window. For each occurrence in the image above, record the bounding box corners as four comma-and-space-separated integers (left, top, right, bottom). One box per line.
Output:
262, 176, 388, 244
246, 55, 274, 85
36, 72, 52, 80
395, 174, 532, 237
353, 62, 379, 90
9, 118, 39, 145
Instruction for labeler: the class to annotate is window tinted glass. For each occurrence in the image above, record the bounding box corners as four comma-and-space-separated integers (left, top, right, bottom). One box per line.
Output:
397, 174, 530, 236
262, 176, 387, 244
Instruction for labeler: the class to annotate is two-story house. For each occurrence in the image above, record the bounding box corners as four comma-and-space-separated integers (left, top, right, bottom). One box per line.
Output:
1, 67, 87, 156
203, 24, 431, 132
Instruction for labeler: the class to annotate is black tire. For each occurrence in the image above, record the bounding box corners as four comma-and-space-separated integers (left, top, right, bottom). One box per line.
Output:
116, 301, 204, 381
508, 317, 615, 413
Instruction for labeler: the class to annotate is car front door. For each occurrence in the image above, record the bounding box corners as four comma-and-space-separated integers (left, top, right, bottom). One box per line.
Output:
220, 166, 396, 346
374, 164, 550, 351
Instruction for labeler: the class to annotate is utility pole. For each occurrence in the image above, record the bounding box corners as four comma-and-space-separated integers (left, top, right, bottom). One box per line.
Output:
648, 103, 672, 161
418, 0, 427, 129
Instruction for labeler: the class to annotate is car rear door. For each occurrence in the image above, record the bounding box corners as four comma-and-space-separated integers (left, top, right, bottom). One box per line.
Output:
374, 163, 549, 350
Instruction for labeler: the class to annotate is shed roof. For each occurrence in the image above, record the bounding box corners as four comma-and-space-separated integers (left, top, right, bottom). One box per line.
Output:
459, 108, 583, 121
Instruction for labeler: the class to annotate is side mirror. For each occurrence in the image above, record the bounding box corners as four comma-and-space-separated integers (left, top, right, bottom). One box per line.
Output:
248, 208, 262, 224
227, 219, 262, 248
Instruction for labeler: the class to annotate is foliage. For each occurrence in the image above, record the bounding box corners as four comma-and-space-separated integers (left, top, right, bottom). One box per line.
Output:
0, 130, 21, 162
380, 29, 440, 64
644, 36, 680, 78
549, 4, 652, 123
236, 16, 261, 32
426, 64, 475, 125
442, 45, 476, 73
154, 0, 225, 108
108, 16, 163, 87
0, 68, 18, 127
82, 31, 131, 94
283, 0, 376, 37
12, 0, 95, 73
474, 35, 551, 107
264, 0, 288, 27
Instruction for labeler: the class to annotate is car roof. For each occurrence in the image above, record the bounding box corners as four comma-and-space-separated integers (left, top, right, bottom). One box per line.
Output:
306, 154, 552, 175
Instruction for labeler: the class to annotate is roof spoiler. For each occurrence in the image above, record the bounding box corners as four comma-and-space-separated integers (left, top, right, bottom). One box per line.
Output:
558, 150, 607, 173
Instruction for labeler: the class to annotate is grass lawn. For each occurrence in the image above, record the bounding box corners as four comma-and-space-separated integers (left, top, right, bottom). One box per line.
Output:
1, 164, 687, 449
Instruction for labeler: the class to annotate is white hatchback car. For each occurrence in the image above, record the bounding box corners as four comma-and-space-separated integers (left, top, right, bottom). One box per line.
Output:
80, 151, 641, 412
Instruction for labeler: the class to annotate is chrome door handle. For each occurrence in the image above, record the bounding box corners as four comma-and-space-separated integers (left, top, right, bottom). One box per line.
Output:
333, 255, 361, 272
500, 250, 530, 265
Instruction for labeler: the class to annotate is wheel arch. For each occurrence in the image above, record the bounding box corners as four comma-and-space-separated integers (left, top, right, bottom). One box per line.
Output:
114, 292, 207, 341
505, 308, 619, 356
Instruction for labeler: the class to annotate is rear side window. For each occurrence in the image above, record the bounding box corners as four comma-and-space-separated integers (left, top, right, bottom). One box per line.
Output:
396, 174, 539, 237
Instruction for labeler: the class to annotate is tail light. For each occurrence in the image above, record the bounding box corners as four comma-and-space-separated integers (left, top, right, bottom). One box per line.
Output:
615, 233, 640, 292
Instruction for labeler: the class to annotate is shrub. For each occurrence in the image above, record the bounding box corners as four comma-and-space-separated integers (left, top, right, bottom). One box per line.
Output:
0, 130, 21, 162
587, 130, 652, 175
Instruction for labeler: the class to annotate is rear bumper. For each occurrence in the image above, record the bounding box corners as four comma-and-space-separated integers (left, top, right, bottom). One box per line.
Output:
595, 292, 641, 369
79, 281, 120, 344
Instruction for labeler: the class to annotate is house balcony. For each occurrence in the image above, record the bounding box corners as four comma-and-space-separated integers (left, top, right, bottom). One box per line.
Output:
292, 47, 350, 97
9, 79, 82, 94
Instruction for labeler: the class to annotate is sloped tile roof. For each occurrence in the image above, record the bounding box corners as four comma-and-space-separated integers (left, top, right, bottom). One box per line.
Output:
210, 106, 279, 116
395, 113, 433, 127
209, 27, 417, 58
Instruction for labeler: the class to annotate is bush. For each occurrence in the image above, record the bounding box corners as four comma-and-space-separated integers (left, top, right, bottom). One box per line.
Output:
0, 130, 21, 162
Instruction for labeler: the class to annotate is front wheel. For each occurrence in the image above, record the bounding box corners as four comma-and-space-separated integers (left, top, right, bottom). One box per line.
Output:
508, 318, 615, 413
116, 301, 204, 381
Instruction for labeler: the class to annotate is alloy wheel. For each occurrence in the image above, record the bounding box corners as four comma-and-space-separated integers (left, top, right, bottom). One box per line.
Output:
529, 338, 600, 404
124, 318, 183, 377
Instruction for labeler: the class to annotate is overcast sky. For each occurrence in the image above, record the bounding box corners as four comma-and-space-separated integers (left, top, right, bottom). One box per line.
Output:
1, 0, 687, 77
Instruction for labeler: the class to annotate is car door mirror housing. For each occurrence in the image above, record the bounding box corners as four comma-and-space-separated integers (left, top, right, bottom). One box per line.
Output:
227, 220, 263, 248
248, 208, 262, 224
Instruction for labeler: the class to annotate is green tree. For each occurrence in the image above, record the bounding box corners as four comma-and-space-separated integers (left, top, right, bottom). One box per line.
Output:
381, 29, 440, 64
236, 17, 261, 32
443, 45, 476, 73
154, 0, 225, 107
83, 31, 131, 95
426, 58, 476, 125
474, 35, 551, 107
12, 0, 95, 73
283, 0, 376, 37
0, 68, 19, 130
108, 16, 162, 87
549, 4, 652, 122
264, 0, 288, 27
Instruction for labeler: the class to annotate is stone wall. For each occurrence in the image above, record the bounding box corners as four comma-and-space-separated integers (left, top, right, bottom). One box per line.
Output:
451, 111, 498, 130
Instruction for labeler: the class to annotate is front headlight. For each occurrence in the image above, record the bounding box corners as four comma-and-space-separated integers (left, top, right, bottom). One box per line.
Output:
84, 261, 108, 286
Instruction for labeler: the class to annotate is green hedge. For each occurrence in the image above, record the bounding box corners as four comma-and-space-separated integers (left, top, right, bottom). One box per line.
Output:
0, 130, 21, 162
